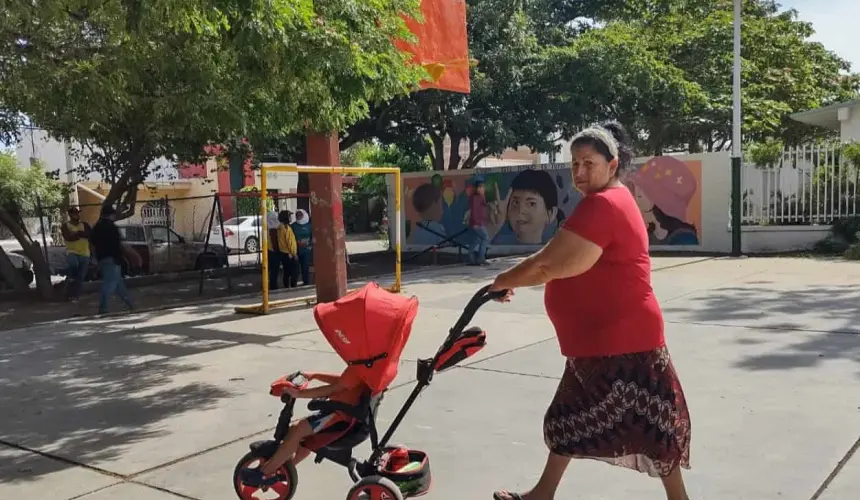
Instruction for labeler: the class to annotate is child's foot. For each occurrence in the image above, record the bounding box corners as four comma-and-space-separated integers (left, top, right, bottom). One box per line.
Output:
240, 467, 281, 488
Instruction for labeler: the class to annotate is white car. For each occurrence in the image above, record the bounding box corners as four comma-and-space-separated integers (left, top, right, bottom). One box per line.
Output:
207, 216, 263, 253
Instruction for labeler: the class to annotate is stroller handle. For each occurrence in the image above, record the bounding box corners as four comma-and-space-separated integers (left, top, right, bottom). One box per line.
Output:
445, 285, 508, 344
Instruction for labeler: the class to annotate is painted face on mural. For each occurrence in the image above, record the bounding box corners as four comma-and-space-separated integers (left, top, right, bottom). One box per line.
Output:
507, 189, 557, 244
571, 143, 618, 194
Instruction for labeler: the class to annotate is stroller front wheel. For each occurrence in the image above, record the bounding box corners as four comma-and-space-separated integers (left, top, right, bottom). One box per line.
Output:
346, 476, 404, 500
233, 449, 298, 500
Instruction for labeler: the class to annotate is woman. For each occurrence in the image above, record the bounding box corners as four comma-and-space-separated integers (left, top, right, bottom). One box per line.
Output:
489, 122, 692, 500
277, 210, 298, 288
291, 209, 313, 285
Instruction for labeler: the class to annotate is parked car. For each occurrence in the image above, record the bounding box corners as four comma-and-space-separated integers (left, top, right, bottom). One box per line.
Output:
207, 216, 262, 254
0, 251, 34, 290
118, 223, 229, 274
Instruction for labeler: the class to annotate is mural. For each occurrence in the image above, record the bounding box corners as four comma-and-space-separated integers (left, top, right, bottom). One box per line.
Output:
402, 164, 582, 250
402, 156, 703, 252
625, 156, 702, 246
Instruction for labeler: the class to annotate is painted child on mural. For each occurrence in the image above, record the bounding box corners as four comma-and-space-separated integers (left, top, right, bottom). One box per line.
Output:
626, 156, 700, 246
406, 183, 447, 246
486, 169, 566, 245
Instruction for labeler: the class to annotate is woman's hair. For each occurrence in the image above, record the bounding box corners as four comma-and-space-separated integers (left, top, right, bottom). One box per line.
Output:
570, 120, 634, 174
652, 205, 698, 235
412, 183, 441, 213
508, 169, 565, 226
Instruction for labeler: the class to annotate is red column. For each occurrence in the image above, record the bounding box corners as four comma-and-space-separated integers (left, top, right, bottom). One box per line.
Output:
306, 132, 347, 302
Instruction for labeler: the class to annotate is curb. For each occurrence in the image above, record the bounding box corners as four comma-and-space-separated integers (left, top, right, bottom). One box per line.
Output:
11, 260, 468, 330
6, 255, 714, 331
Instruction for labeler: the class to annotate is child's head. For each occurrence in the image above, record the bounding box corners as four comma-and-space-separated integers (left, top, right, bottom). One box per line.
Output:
506, 169, 562, 244
412, 183, 443, 222
473, 180, 486, 197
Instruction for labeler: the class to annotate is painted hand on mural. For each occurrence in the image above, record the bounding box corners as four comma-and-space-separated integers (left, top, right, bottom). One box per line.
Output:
485, 184, 510, 240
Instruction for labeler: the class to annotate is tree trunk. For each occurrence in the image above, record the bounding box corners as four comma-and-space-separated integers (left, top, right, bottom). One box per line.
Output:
0, 245, 27, 291
429, 133, 445, 171
0, 208, 53, 299
448, 134, 463, 170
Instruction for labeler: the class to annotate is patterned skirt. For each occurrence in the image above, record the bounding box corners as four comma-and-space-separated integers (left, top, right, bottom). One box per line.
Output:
542, 345, 691, 477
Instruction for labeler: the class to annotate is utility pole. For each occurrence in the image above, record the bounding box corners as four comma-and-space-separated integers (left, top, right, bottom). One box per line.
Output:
731, 0, 743, 256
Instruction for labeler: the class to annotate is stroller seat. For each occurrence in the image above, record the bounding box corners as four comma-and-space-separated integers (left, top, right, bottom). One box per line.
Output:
305, 390, 385, 455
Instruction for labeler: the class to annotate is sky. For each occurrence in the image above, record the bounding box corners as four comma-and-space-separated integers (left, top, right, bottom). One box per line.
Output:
781, 0, 860, 71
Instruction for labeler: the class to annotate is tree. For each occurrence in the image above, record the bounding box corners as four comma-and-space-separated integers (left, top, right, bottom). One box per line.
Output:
342, 0, 564, 170
0, 0, 426, 218
0, 153, 64, 298
341, 0, 702, 169
626, 0, 860, 152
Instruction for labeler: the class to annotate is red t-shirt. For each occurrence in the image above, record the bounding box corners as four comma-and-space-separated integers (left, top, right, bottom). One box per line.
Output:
544, 185, 664, 358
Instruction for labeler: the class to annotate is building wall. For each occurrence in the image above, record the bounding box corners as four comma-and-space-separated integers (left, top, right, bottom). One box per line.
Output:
841, 107, 860, 142
390, 152, 735, 255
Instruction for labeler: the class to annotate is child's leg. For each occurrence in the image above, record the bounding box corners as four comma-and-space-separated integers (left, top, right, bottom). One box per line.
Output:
261, 419, 314, 475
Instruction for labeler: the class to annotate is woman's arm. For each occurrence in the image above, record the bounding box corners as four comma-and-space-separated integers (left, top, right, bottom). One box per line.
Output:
492, 229, 603, 290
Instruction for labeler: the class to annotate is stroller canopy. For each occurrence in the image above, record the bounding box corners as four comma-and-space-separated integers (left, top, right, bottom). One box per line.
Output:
313, 282, 419, 393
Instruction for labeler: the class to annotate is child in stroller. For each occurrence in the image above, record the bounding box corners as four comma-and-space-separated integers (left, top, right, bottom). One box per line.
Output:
233, 282, 506, 500
239, 366, 369, 486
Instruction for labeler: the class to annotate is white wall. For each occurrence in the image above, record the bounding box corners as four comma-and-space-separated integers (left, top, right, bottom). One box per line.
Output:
740, 226, 830, 253
840, 107, 860, 142
15, 128, 180, 182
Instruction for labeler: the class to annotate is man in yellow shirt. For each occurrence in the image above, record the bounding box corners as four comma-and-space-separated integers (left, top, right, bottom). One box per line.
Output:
61, 206, 92, 301
277, 210, 298, 288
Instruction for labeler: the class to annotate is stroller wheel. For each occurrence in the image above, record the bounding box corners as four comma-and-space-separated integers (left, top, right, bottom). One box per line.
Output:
232, 450, 298, 500
346, 476, 404, 500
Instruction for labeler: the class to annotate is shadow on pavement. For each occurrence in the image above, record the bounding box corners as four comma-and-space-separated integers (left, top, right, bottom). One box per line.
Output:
664, 283, 860, 373
0, 306, 296, 483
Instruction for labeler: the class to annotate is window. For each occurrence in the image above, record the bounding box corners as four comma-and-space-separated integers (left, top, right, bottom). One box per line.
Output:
149, 226, 182, 244
223, 217, 248, 226
118, 226, 146, 242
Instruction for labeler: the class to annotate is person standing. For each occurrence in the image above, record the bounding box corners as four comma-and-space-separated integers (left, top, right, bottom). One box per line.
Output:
489, 122, 691, 500
467, 180, 490, 265
61, 206, 92, 301
277, 210, 298, 288
89, 205, 135, 314
266, 210, 282, 289
291, 209, 312, 285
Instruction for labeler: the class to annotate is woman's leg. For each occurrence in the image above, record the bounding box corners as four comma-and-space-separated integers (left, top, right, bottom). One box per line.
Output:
494, 452, 570, 500
661, 467, 690, 500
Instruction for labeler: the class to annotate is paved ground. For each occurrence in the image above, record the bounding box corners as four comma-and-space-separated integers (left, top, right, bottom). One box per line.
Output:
1, 255, 858, 499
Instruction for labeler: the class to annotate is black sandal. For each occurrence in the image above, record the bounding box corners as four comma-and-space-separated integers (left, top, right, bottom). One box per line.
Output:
493, 492, 524, 500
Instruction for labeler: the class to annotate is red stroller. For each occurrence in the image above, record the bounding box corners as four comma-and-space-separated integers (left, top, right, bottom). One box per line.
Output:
232, 282, 505, 500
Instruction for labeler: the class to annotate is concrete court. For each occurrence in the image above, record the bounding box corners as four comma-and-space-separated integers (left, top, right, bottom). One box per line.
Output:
0, 255, 858, 500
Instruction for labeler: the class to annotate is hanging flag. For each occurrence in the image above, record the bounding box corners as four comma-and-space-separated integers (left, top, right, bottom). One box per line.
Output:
395, 0, 470, 94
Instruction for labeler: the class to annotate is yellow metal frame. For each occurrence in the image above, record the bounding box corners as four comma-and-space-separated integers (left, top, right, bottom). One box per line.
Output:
234, 164, 402, 315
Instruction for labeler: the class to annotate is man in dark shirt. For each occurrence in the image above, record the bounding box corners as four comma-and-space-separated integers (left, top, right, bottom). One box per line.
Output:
90, 205, 133, 314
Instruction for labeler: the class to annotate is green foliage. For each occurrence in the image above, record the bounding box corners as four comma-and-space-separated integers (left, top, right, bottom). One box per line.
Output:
345, 142, 429, 198
0, 153, 64, 218
746, 139, 784, 168
0, 0, 425, 215
832, 216, 860, 244
235, 186, 273, 217
841, 141, 860, 170
845, 242, 860, 260
629, 0, 860, 151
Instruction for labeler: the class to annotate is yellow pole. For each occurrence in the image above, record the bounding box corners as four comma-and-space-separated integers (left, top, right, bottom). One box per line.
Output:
260, 167, 269, 314
394, 170, 402, 293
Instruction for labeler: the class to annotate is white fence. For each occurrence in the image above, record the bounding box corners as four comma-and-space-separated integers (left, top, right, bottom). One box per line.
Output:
742, 144, 859, 226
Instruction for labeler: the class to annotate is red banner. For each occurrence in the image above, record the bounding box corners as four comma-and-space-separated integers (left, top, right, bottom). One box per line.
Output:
395, 0, 470, 94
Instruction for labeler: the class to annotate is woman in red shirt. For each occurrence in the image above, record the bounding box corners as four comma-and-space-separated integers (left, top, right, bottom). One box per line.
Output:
489, 122, 692, 500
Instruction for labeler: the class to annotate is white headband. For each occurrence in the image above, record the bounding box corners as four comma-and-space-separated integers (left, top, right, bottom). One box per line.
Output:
571, 126, 619, 159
